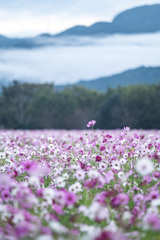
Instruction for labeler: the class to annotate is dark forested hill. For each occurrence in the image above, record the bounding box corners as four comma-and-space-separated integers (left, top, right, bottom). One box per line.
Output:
1, 80, 160, 129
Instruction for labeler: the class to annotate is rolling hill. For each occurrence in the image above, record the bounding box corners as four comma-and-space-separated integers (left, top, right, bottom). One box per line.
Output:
56, 66, 160, 92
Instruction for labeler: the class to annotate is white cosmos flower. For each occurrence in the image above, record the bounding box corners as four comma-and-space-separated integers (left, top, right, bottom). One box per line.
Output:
104, 220, 117, 232
40, 145, 46, 151
122, 211, 132, 221
0, 166, 6, 172
63, 173, 69, 180
99, 162, 107, 171
12, 213, 25, 225
71, 164, 79, 170
141, 147, 147, 155
0, 152, 6, 159
69, 182, 82, 193
120, 158, 127, 165
48, 144, 54, 150
96, 207, 109, 221
147, 206, 159, 215
48, 136, 53, 142
78, 205, 88, 216
53, 168, 60, 177
117, 171, 125, 179
88, 170, 99, 179
151, 198, 160, 207
36, 235, 53, 240
134, 154, 138, 159
28, 176, 40, 187
87, 202, 101, 219
75, 170, 85, 181
149, 146, 155, 153
44, 188, 55, 199
80, 224, 100, 236
69, 184, 76, 193
86, 201, 109, 221
135, 158, 154, 176
56, 177, 65, 188
123, 153, 128, 159
74, 182, 82, 193
112, 160, 120, 170
49, 221, 67, 234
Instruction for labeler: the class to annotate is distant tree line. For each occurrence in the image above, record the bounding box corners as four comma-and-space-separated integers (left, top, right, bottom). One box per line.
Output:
0, 81, 160, 129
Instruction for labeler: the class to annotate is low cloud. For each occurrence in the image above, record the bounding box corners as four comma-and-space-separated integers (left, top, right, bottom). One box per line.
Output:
0, 34, 160, 85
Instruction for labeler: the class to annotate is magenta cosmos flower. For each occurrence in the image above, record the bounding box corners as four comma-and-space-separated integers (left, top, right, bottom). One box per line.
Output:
111, 193, 129, 207
95, 155, 102, 162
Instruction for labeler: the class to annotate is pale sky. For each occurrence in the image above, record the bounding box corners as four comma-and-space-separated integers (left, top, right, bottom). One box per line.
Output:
0, 0, 160, 37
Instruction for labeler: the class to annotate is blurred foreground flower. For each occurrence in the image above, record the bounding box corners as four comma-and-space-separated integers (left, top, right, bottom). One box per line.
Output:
135, 157, 154, 176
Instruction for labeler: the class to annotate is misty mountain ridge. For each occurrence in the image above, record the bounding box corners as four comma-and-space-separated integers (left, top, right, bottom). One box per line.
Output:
56, 4, 160, 37
0, 4, 160, 48
0, 66, 160, 93
55, 66, 160, 92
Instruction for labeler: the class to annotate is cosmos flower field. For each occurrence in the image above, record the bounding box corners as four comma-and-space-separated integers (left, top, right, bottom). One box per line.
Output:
0, 125, 160, 240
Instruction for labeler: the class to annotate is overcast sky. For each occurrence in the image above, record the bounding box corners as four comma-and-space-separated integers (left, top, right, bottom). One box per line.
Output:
0, 0, 160, 37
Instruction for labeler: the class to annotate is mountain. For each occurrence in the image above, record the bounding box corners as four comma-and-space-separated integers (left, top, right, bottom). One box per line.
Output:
1, 66, 160, 92
55, 22, 122, 37
0, 34, 44, 49
56, 66, 160, 92
0, 4, 160, 49
55, 4, 160, 37
112, 4, 160, 33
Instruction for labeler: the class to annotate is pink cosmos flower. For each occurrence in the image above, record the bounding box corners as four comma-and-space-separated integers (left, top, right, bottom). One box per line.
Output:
111, 193, 129, 207
143, 175, 152, 184
147, 214, 160, 230
83, 179, 97, 189
86, 120, 96, 128
153, 171, 160, 179
124, 126, 130, 132
55, 191, 66, 206
1, 189, 11, 202
36, 188, 44, 198
94, 191, 107, 205
52, 204, 64, 215
134, 134, 139, 139
0, 174, 13, 188
119, 134, 125, 140
65, 192, 76, 206
21, 160, 36, 173
133, 193, 144, 204
105, 170, 114, 184
148, 190, 159, 201
40, 226, 52, 235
